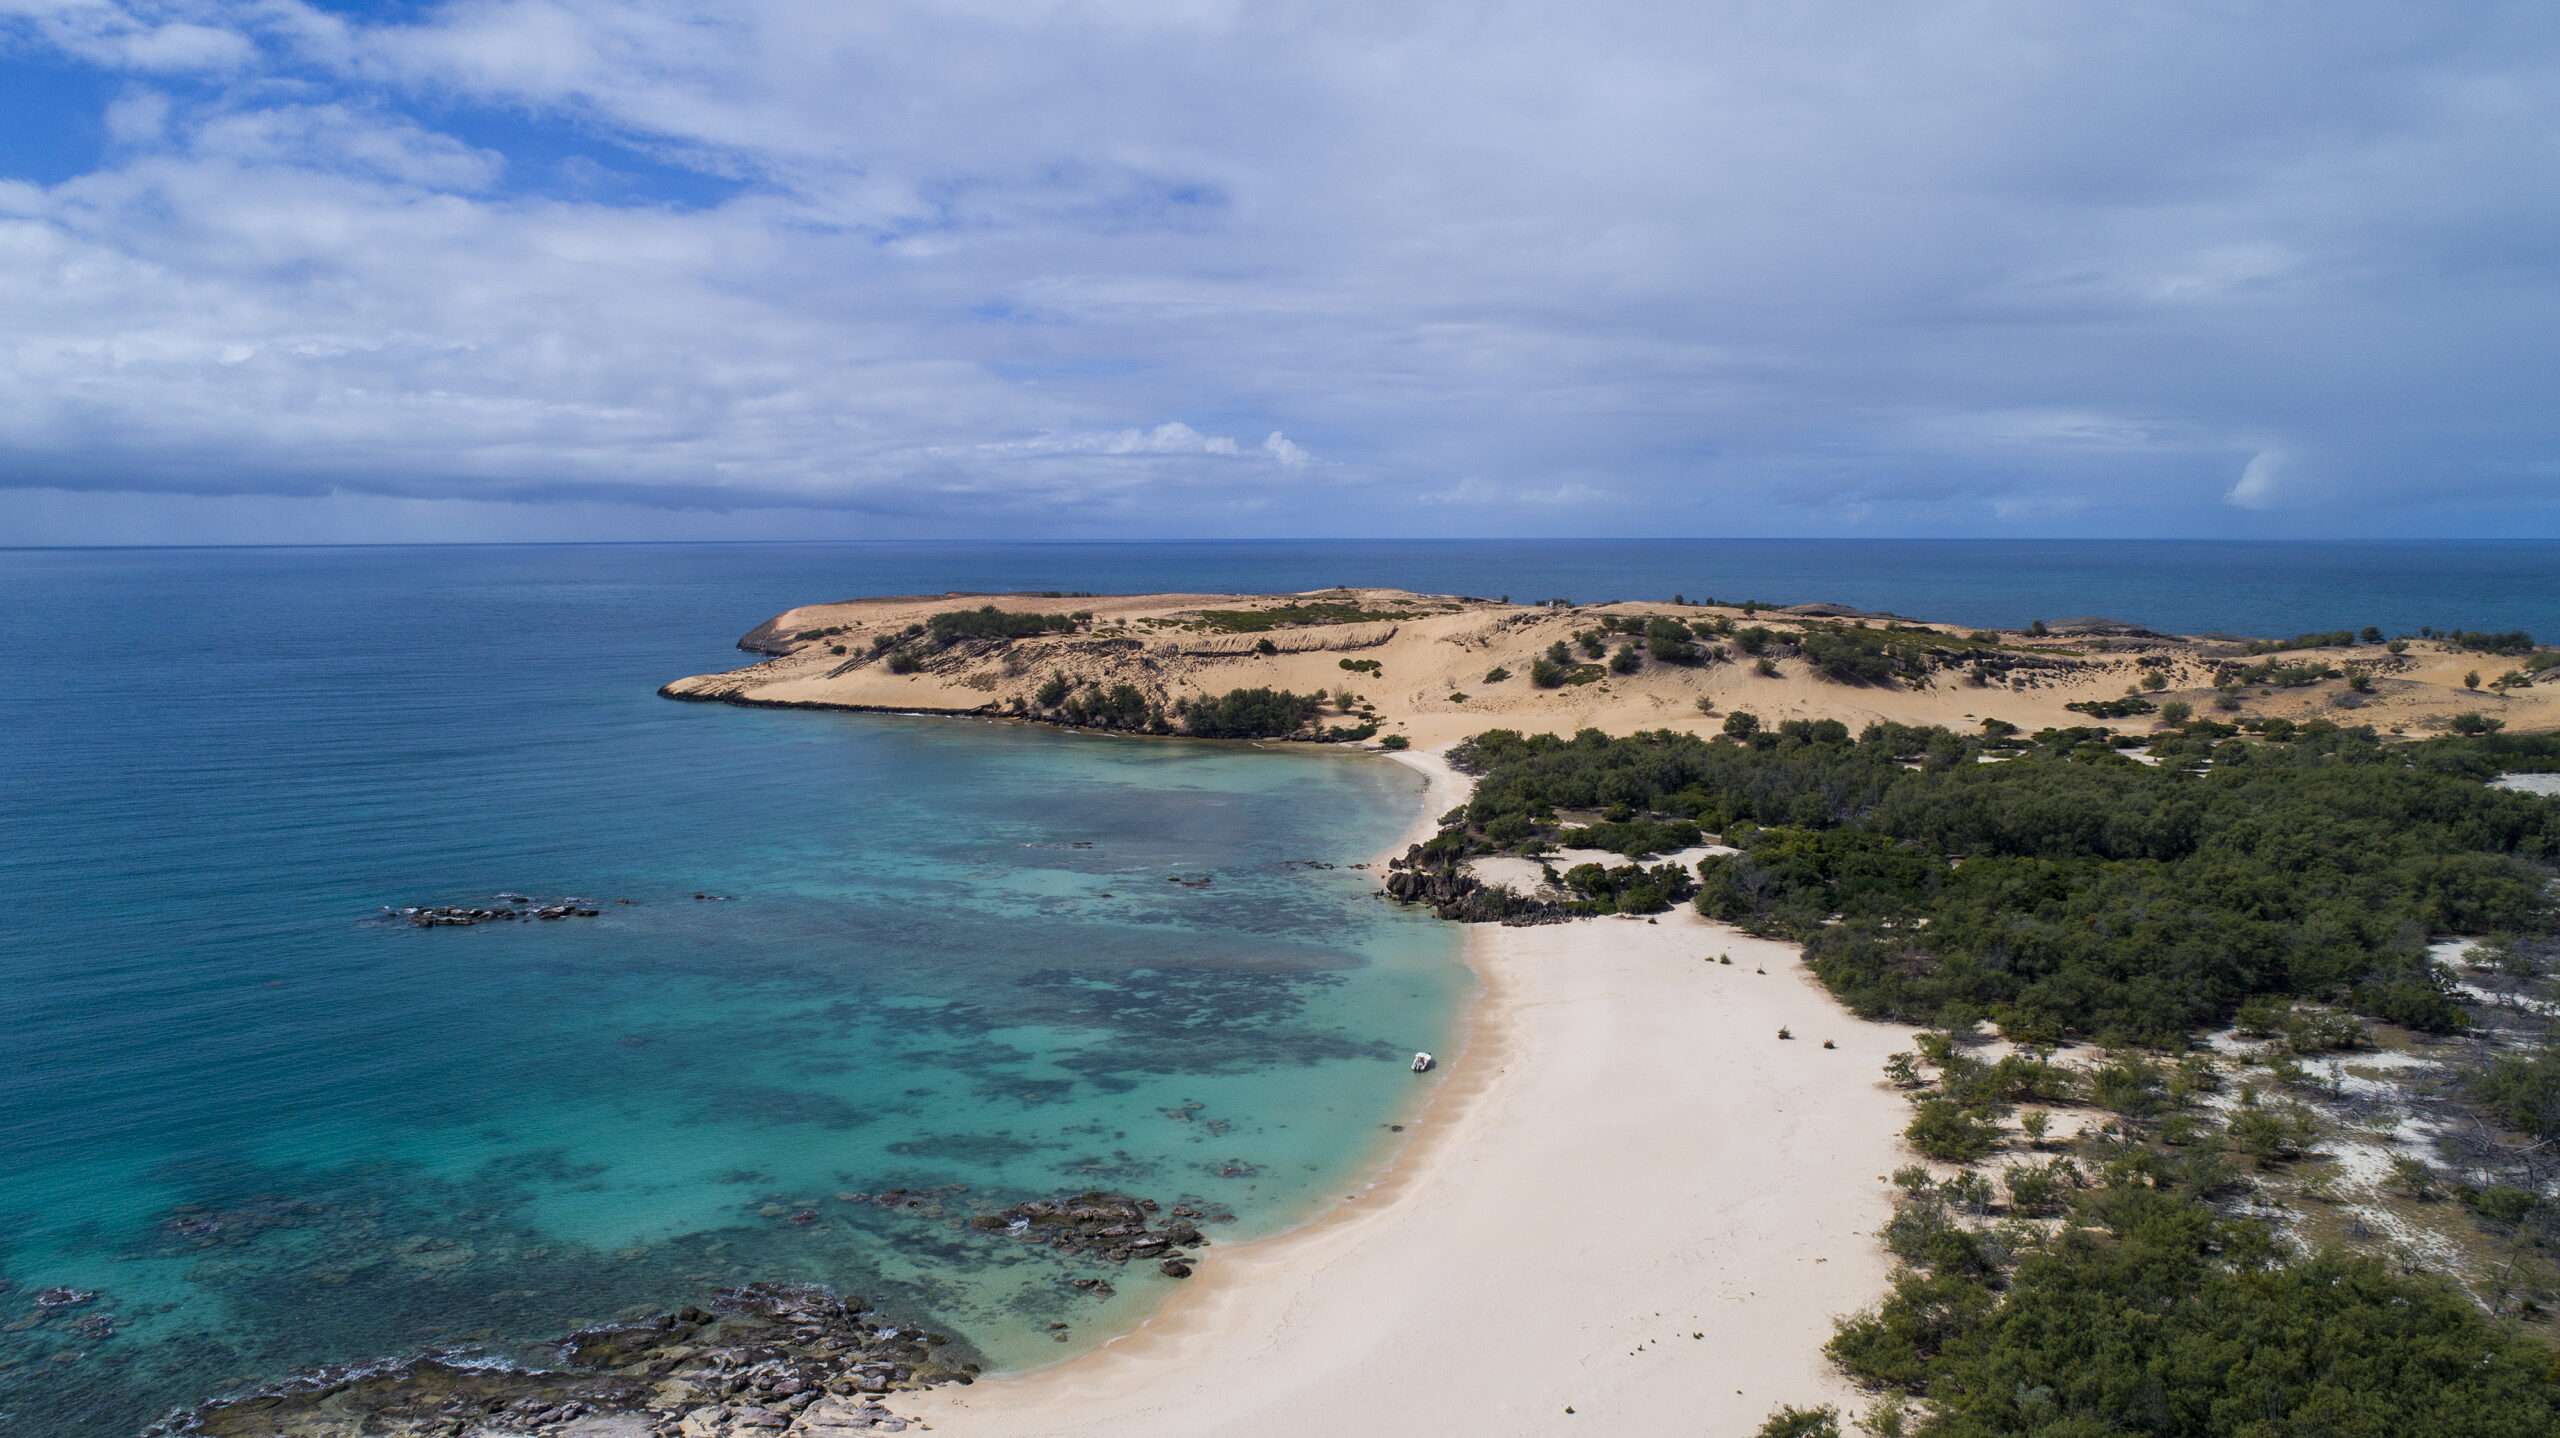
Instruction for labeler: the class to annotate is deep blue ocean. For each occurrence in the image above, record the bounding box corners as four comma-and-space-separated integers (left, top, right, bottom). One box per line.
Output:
2, 538, 2554, 1436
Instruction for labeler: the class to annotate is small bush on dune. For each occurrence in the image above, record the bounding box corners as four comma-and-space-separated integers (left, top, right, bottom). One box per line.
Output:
1755, 1407, 1841, 1438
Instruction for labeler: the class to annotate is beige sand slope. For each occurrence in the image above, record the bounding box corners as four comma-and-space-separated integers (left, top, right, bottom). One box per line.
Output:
897, 754, 1913, 1438
665, 588, 2560, 748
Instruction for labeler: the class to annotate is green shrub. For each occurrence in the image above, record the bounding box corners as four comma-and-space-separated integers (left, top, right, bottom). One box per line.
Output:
1831, 1183, 2560, 1435
1754, 1405, 1840, 1438
925, 605, 1083, 645
1195, 600, 1404, 632
1906, 1098, 2003, 1162
2464, 1184, 2542, 1225
1646, 616, 1704, 665
1176, 687, 1323, 739
2446, 629, 2536, 656
2067, 696, 2157, 719
1059, 682, 1157, 731
2468, 1043, 2560, 1140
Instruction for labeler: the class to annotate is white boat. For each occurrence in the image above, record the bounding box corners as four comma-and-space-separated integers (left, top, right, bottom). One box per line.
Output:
1411, 1051, 1435, 1073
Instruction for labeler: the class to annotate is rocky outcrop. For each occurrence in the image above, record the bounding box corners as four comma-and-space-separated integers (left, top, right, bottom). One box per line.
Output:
966, 1191, 1210, 1271
1382, 845, 1568, 925
388, 897, 601, 927
158, 1283, 969, 1438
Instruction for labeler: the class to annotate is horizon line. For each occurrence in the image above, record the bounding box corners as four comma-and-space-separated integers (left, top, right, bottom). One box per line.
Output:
7, 535, 2557, 554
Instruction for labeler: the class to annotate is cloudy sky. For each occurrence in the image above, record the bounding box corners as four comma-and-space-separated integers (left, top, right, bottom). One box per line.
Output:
4, 1, 2558, 544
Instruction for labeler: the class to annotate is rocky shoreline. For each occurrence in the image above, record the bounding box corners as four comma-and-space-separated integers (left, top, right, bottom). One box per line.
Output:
138, 1188, 1225, 1438
150, 1283, 970, 1438
967, 1191, 1216, 1281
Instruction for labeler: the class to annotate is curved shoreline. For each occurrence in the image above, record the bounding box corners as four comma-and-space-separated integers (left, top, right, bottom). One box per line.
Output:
903, 747, 1914, 1436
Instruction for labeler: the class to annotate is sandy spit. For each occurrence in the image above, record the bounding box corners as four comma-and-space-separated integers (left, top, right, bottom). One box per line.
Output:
901, 750, 1913, 1436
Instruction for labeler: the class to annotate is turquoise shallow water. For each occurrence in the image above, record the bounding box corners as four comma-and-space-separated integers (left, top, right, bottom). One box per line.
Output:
0, 548, 1464, 1435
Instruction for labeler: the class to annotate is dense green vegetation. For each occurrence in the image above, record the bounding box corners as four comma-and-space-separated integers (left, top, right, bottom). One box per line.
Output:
1055, 682, 1158, 731
1645, 616, 1707, 665
1797, 624, 1931, 686
924, 605, 1087, 645
1174, 686, 1323, 738
1437, 712, 2560, 1438
2218, 657, 2340, 688
2063, 696, 2155, 719
2440, 628, 2539, 656
2240, 628, 2362, 653
2471, 1043, 2560, 1141
1194, 600, 1407, 632
1558, 815, 1702, 858
1831, 1174, 2560, 1436
1528, 643, 1604, 687
1806, 1028, 2560, 1438
1439, 720, 2560, 1045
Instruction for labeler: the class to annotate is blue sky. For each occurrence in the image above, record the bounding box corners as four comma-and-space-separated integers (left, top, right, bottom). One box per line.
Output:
2, 1, 2558, 544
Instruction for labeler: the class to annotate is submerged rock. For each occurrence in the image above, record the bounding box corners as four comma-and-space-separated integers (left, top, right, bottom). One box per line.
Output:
389, 895, 603, 927
965, 1191, 1213, 1269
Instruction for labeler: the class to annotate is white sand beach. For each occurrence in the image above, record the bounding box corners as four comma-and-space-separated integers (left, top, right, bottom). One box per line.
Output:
900, 750, 1913, 1436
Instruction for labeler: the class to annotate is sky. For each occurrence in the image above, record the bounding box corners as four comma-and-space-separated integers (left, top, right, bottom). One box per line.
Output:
2, 2, 2558, 544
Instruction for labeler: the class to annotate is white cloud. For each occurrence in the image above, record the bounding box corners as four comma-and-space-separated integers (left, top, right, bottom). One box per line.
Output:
1914, 408, 2179, 454
1259, 431, 1308, 467
2227, 447, 2290, 510
187, 104, 506, 190
117, 18, 247, 68
102, 88, 170, 144
0, 4, 256, 71
955, 422, 1314, 469
1420, 476, 1607, 507
2, 2, 2559, 537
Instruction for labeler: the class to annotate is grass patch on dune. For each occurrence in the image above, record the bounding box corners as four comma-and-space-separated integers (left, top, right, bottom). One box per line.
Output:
1193, 601, 1413, 632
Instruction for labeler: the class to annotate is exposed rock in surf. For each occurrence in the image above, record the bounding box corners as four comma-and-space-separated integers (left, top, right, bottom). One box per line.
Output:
389, 898, 600, 928
150, 1283, 971, 1438
965, 1191, 1210, 1268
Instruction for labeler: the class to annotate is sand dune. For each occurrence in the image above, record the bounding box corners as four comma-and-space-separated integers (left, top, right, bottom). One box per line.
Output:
667, 588, 2560, 748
